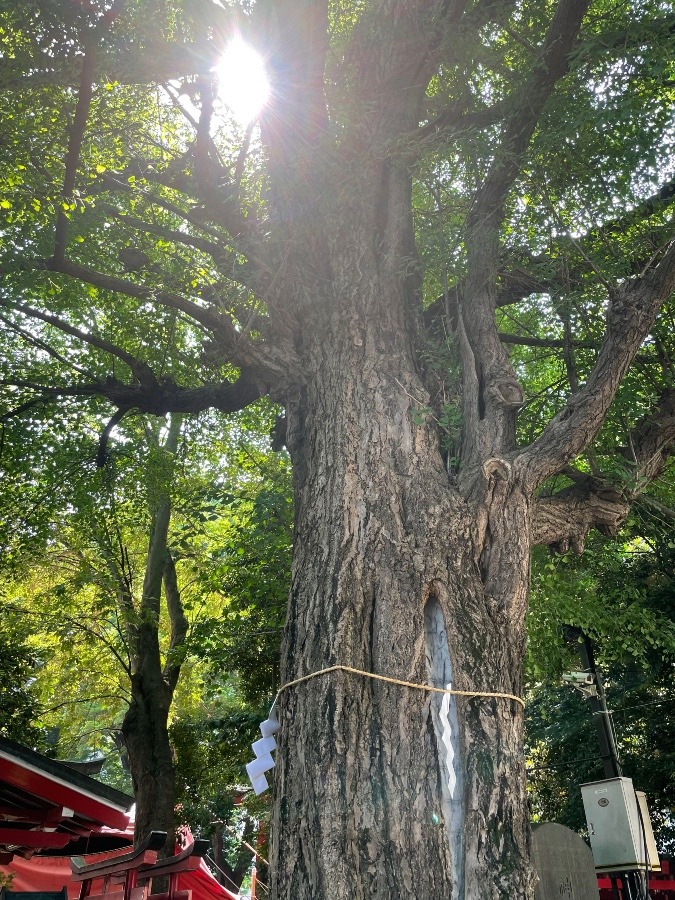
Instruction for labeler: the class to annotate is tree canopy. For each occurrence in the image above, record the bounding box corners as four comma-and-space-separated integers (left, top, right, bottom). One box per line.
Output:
2, 0, 675, 897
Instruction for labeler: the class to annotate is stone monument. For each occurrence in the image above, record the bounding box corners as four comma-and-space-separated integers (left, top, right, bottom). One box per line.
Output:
531, 822, 600, 900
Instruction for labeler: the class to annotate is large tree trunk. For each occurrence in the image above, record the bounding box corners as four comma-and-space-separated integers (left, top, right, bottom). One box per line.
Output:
270, 176, 534, 898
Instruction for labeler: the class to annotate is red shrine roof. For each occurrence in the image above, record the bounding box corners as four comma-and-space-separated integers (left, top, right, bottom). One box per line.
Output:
0, 736, 134, 861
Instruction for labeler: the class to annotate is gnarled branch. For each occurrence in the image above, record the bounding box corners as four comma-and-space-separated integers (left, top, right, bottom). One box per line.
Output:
532, 483, 629, 553
531, 386, 675, 551
518, 242, 675, 489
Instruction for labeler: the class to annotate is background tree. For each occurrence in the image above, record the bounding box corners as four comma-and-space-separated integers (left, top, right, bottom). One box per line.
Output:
1, 395, 287, 855
1, 1, 675, 898
0, 609, 45, 747
2, 411, 190, 848
526, 516, 675, 852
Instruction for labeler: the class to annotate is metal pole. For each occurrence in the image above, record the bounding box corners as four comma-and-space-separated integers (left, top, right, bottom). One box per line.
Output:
579, 639, 647, 899
565, 628, 631, 898
576, 633, 622, 778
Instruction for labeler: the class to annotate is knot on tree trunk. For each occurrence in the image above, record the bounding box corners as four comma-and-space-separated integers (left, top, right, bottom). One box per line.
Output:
482, 456, 512, 482
487, 378, 525, 409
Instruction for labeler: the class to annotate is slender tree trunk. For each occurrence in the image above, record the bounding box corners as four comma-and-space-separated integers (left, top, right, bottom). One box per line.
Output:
122, 662, 176, 850
270, 178, 534, 898
211, 822, 252, 891
120, 417, 184, 852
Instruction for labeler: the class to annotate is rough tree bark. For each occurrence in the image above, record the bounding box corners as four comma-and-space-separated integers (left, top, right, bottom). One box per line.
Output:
272, 236, 533, 898
262, 127, 537, 893
262, 2, 584, 897
268, 173, 675, 899
4, 0, 675, 897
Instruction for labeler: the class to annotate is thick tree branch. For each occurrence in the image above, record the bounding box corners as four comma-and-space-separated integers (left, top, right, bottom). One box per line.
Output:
162, 82, 200, 130
532, 483, 629, 553
498, 332, 590, 350
35, 257, 297, 384
0, 296, 160, 387
97, 409, 128, 468
40, 256, 278, 368
54, 42, 97, 266
531, 387, 675, 551
424, 178, 675, 334
459, 0, 591, 473
618, 387, 675, 487
139, 416, 182, 624
417, 99, 507, 142
423, 268, 551, 338
518, 242, 675, 489
469, 0, 591, 229
40, 257, 227, 333
601, 177, 675, 240
99, 374, 265, 417
0, 372, 265, 418
162, 551, 189, 695
194, 75, 216, 194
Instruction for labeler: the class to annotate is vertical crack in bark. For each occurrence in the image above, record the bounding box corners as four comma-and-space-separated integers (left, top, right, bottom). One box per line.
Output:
424, 590, 465, 898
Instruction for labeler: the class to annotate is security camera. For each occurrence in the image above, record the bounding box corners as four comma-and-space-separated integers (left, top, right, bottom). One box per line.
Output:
562, 671, 595, 686
562, 671, 597, 697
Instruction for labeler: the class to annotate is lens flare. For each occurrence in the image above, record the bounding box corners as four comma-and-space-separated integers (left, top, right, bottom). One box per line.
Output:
215, 38, 270, 125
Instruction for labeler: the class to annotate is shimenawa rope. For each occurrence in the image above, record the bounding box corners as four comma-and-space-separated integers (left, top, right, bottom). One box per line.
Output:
277, 664, 524, 708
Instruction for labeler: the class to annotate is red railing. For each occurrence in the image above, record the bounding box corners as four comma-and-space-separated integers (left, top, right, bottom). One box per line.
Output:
70, 832, 210, 900
598, 859, 675, 899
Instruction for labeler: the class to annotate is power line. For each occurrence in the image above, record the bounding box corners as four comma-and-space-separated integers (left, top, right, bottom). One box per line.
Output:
616, 696, 675, 714
526, 755, 601, 772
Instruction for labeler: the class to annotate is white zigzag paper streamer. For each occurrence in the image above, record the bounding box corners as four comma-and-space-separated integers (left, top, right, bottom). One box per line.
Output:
247, 706, 280, 795
439, 682, 457, 798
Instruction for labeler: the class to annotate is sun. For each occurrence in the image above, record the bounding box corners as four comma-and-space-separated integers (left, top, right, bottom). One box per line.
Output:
214, 38, 270, 126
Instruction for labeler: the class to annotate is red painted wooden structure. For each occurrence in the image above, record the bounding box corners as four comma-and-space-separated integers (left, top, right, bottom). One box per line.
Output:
0, 740, 241, 900
0, 737, 133, 862
1, 845, 239, 900
69, 832, 212, 900
597, 860, 675, 899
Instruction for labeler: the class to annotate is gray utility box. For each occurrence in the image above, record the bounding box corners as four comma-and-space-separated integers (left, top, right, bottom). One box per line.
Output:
581, 777, 660, 873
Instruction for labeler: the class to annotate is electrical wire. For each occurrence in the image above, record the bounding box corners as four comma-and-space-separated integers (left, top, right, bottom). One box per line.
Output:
617, 696, 675, 714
